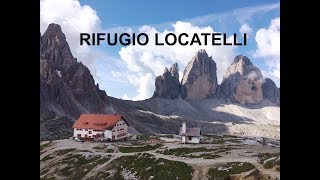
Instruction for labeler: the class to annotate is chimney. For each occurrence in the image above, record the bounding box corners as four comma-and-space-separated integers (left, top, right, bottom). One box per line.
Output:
182, 122, 186, 134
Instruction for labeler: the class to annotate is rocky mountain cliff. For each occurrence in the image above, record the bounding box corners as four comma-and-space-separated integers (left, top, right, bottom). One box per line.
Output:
40, 23, 110, 140
219, 55, 264, 104
40, 24, 280, 141
262, 78, 280, 105
153, 63, 180, 99
181, 49, 218, 100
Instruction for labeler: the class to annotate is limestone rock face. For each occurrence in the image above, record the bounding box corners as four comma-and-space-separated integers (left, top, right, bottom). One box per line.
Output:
153, 63, 180, 99
40, 23, 109, 140
220, 55, 264, 104
262, 78, 280, 105
180, 49, 218, 100
40, 23, 108, 118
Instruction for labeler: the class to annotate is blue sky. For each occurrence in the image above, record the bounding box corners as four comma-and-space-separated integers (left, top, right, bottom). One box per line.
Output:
41, 0, 280, 100
79, 0, 278, 27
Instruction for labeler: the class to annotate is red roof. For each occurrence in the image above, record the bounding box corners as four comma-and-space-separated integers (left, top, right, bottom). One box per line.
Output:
72, 114, 127, 130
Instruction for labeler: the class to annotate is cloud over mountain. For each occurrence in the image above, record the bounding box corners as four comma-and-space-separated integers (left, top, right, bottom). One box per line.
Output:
119, 21, 236, 100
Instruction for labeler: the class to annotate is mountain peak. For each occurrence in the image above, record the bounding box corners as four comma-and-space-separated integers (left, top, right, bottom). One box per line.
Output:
181, 50, 218, 100
153, 63, 180, 99
194, 49, 210, 62
220, 55, 264, 104
224, 55, 261, 79
197, 49, 207, 54
42, 23, 66, 41
233, 55, 252, 66
40, 23, 74, 68
164, 67, 169, 73
47, 23, 62, 31
169, 63, 179, 78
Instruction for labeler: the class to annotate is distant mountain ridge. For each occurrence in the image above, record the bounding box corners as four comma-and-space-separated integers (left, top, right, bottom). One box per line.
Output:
153, 50, 279, 105
40, 23, 280, 141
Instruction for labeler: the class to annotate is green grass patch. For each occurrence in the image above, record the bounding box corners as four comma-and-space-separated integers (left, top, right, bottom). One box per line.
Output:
185, 153, 221, 159
200, 135, 225, 144
40, 168, 50, 175
254, 152, 280, 164
208, 162, 255, 180
226, 139, 242, 143
41, 154, 54, 162
263, 158, 280, 169
118, 144, 163, 153
40, 141, 52, 151
93, 146, 105, 150
161, 147, 211, 156
40, 176, 56, 180
203, 134, 222, 138
158, 146, 236, 157
244, 169, 265, 179
114, 153, 193, 180
106, 149, 114, 153
94, 171, 111, 179
55, 148, 76, 156
54, 153, 111, 179
254, 152, 280, 169
77, 149, 92, 153
222, 135, 240, 138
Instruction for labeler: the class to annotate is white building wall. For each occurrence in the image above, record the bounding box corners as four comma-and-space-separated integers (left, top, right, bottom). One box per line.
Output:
181, 136, 186, 143
74, 128, 87, 138
104, 130, 112, 139
73, 128, 104, 138
186, 136, 200, 143
111, 119, 128, 140
180, 136, 200, 144
73, 119, 128, 141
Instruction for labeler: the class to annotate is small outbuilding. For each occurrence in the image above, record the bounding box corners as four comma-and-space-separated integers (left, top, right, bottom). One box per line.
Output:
179, 122, 201, 144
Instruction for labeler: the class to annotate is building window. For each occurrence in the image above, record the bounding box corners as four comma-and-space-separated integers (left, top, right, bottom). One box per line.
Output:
117, 129, 119, 131
117, 133, 127, 137
85, 129, 88, 131
112, 130, 115, 132
77, 134, 81, 137
89, 131, 92, 134
188, 136, 192, 140
120, 128, 124, 131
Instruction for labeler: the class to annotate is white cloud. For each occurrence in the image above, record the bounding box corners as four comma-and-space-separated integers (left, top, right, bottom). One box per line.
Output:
248, 71, 258, 80
186, 2, 279, 26
126, 73, 154, 101
119, 21, 236, 100
255, 18, 280, 57
239, 23, 253, 38
254, 17, 280, 86
40, 0, 101, 78
122, 93, 130, 100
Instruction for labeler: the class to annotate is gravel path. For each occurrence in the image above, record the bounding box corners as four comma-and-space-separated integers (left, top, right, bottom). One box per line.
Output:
41, 139, 280, 179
